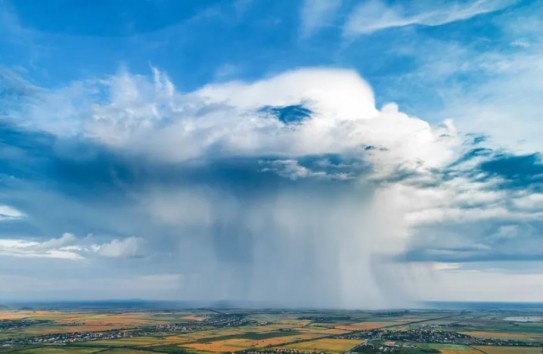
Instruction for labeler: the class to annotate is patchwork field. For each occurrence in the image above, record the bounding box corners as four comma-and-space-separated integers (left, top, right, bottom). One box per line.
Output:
0, 305, 541, 353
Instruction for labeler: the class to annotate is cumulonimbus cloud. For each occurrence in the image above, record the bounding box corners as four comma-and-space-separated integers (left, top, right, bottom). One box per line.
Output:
2, 66, 541, 306
14, 67, 457, 179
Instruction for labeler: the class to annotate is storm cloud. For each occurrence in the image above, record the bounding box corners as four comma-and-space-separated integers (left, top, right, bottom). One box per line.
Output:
0, 67, 541, 306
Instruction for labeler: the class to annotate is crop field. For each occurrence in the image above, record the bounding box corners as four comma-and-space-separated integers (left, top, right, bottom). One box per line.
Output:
0, 306, 541, 353
335, 322, 387, 331
419, 344, 482, 353
473, 346, 543, 354
460, 330, 543, 342
278, 338, 363, 352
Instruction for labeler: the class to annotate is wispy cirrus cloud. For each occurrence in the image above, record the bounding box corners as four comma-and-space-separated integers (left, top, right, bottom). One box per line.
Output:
344, 0, 515, 36
299, 0, 342, 38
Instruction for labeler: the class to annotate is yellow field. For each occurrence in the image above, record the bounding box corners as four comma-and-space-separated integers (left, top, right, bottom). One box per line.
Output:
4, 311, 167, 341
181, 333, 324, 352
171, 327, 254, 342
278, 338, 363, 352
335, 322, 384, 331
300, 327, 350, 335
182, 338, 250, 352
0, 311, 30, 320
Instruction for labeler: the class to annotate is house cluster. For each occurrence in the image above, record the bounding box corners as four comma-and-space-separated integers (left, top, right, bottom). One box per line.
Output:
0, 319, 51, 330
339, 327, 542, 349
1, 329, 134, 346
0, 314, 250, 347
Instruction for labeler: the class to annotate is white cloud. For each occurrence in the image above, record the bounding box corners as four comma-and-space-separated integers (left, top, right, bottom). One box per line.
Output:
511, 39, 530, 48
16, 67, 458, 179
438, 53, 543, 153
0, 236, 82, 260
260, 159, 350, 180
0, 233, 144, 260
91, 237, 144, 259
33, 232, 77, 251
0, 205, 25, 221
270, 159, 318, 180
374, 174, 542, 230
369, 5, 542, 154
344, 0, 515, 36
300, 0, 342, 38
513, 193, 543, 211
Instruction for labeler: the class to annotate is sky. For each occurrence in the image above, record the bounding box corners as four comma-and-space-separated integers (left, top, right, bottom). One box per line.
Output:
0, 0, 541, 308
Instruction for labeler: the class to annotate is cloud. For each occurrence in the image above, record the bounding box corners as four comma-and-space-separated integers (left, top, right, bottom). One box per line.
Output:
0, 0, 539, 306
0, 66, 541, 306
433, 51, 543, 154
261, 159, 327, 180
0, 234, 82, 260
260, 159, 351, 180
365, 3, 542, 155
300, 0, 342, 38
367, 137, 542, 265
0, 205, 25, 221
9, 67, 457, 180
344, 0, 515, 36
33, 232, 77, 251
91, 237, 144, 259
0, 233, 144, 260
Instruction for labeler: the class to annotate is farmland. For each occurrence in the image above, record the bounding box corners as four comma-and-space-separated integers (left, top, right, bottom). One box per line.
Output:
0, 303, 541, 353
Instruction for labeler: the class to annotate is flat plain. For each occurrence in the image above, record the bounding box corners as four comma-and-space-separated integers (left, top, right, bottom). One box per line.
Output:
0, 304, 541, 353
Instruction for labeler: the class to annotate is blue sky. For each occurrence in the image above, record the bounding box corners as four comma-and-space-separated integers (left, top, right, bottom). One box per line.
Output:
0, 0, 541, 307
